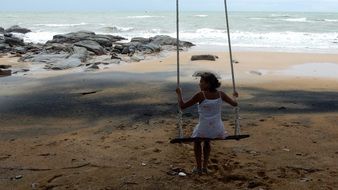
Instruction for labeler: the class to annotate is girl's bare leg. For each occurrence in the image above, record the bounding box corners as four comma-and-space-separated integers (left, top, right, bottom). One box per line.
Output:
194, 141, 202, 169
203, 141, 211, 170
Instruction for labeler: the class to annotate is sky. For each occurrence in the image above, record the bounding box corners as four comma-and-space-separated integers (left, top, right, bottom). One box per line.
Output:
1, 0, 338, 12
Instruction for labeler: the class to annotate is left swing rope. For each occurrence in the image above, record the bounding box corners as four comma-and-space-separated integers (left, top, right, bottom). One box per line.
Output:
176, 0, 183, 138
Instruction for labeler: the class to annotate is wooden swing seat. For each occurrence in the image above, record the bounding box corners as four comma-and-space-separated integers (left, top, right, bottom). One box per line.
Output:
170, 134, 250, 144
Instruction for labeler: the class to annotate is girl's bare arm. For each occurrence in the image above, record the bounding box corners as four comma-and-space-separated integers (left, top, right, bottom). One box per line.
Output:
176, 89, 202, 109
220, 91, 238, 107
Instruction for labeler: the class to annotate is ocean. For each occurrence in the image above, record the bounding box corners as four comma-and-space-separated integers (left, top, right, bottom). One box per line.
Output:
1, 11, 338, 53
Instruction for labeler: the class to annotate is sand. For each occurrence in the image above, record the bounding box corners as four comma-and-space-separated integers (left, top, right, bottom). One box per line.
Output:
0, 51, 337, 190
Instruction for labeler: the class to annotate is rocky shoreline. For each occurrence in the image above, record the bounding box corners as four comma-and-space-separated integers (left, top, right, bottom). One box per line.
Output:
0, 25, 195, 76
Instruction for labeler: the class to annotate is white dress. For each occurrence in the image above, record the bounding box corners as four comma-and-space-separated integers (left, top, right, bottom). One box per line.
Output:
192, 91, 228, 139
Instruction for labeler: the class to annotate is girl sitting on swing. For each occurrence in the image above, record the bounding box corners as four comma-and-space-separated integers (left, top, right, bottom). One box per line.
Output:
175, 72, 238, 174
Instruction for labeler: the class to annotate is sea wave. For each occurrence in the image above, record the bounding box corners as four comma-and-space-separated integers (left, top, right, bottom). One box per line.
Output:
126, 15, 164, 19
103, 26, 134, 32
193, 15, 208, 17
276, 17, 309, 22
34, 22, 88, 27
324, 19, 338, 22
22, 32, 58, 43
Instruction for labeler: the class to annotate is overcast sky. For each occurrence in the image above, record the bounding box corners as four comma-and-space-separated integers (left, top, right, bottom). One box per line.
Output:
1, 0, 338, 12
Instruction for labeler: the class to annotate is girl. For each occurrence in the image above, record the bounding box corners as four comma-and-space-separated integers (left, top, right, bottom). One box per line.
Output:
175, 72, 238, 174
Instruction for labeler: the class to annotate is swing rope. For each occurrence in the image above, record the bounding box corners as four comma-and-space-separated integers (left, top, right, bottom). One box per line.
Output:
223, 0, 241, 136
175, 0, 241, 138
176, 0, 184, 138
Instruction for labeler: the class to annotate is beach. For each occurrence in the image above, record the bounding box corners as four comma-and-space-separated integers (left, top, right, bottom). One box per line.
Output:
1, 50, 338, 189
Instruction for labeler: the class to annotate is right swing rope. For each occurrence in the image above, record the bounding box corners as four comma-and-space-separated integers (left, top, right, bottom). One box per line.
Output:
223, 0, 241, 136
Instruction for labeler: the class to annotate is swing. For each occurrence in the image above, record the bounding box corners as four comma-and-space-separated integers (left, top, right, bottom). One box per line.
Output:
170, 0, 250, 144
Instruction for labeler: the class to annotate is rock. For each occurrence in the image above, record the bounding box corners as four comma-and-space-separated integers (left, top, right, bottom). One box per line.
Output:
87, 36, 113, 47
111, 53, 121, 60
4, 36, 25, 46
88, 56, 120, 65
5, 25, 31, 34
0, 27, 4, 34
70, 46, 88, 62
12, 68, 29, 74
74, 40, 105, 55
48, 31, 96, 44
21, 53, 68, 63
48, 31, 126, 45
140, 43, 161, 53
250, 70, 262, 76
44, 43, 73, 54
149, 35, 195, 47
178, 172, 187, 177
191, 54, 218, 61
88, 64, 99, 69
278, 106, 287, 110
131, 37, 151, 44
0, 69, 11, 77
44, 58, 82, 70
131, 54, 145, 62
14, 47, 27, 54
0, 43, 8, 51
0, 65, 11, 69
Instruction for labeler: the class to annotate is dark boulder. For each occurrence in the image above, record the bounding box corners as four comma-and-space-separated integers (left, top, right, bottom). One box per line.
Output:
44, 43, 73, 54
47, 31, 126, 45
4, 36, 25, 46
14, 47, 27, 54
74, 40, 105, 55
5, 25, 31, 34
0, 27, 4, 34
191, 55, 218, 61
48, 31, 96, 44
131, 37, 151, 44
87, 36, 113, 48
69, 46, 88, 62
149, 35, 195, 47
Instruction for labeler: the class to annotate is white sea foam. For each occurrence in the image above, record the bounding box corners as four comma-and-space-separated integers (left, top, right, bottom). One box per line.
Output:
23, 32, 58, 43
194, 15, 208, 17
277, 17, 309, 22
324, 19, 338, 22
103, 26, 134, 32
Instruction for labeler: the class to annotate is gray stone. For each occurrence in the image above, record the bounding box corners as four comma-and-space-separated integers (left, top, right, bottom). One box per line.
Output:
69, 46, 88, 62
122, 47, 129, 54
4, 36, 25, 46
0, 27, 4, 34
44, 43, 73, 54
149, 35, 195, 47
0, 43, 7, 51
131, 54, 145, 62
21, 53, 68, 63
14, 47, 27, 54
87, 36, 112, 47
44, 58, 82, 70
74, 40, 105, 55
5, 25, 31, 34
0, 65, 11, 69
131, 37, 151, 44
49, 31, 96, 44
88, 64, 100, 69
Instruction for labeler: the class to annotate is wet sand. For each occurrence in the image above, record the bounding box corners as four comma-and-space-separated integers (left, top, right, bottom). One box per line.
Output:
0, 51, 338, 189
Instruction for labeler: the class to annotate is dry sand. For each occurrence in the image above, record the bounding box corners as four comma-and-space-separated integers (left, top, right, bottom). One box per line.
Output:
0, 51, 337, 189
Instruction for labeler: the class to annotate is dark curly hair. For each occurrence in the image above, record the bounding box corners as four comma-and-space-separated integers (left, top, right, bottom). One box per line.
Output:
200, 72, 221, 91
